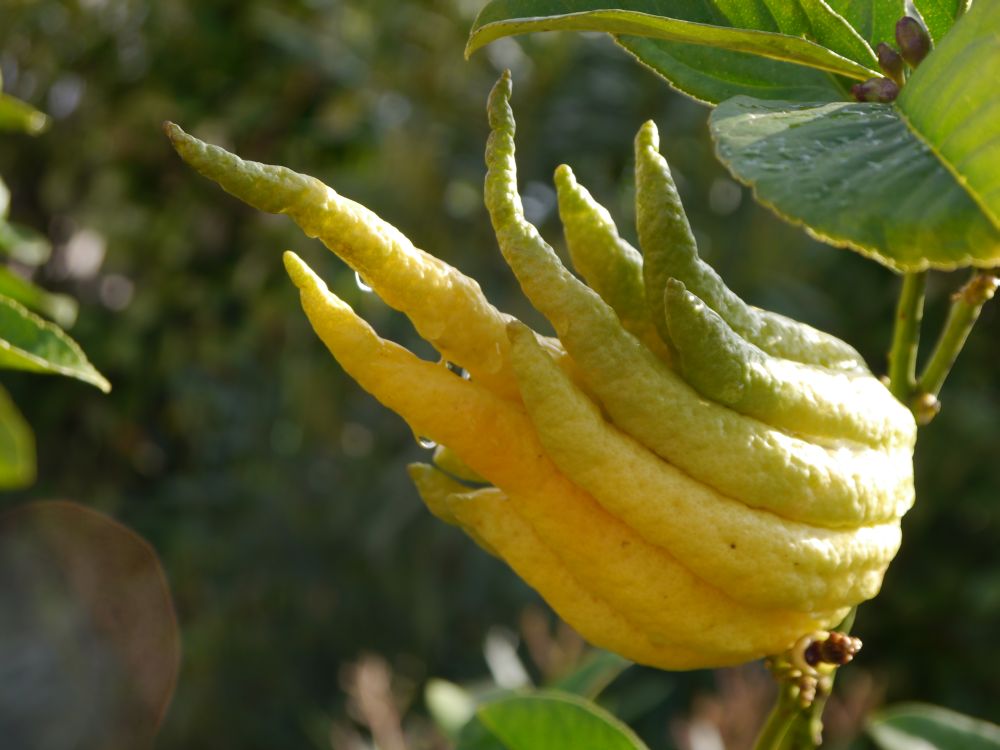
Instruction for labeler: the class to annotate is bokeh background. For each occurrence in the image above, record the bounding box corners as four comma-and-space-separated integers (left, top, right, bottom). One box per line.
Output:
0, 0, 997, 748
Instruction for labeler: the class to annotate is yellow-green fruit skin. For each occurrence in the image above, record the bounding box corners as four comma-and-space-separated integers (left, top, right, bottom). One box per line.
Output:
168, 73, 915, 671
634, 120, 870, 373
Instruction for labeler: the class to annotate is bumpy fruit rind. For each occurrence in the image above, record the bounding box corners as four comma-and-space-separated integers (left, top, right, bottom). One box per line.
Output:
166, 72, 916, 669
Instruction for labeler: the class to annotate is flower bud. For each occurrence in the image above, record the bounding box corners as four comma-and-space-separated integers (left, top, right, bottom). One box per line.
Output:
896, 16, 931, 66
804, 631, 862, 666
877, 42, 904, 85
851, 77, 900, 103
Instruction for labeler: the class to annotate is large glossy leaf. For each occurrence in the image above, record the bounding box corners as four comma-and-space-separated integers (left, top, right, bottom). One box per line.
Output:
468, 692, 650, 750
617, 38, 847, 104
468, 8, 876, 77
0, 385, 34, 489
710, 97, 1000, 270
897, 0, 1000, 234
710, 0, 1000, 271
468, 1, 882, 104
826, 0, 905, 47
430, 650, 628, 741
868, 703, 1000, 750
0, 267, 78, 327
912, 0, 967, 44
0, 294, 110, 391
457, 715, 509, 750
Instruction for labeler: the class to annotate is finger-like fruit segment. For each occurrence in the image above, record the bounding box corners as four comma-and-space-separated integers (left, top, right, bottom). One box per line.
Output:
178, 73, 917, 671
408, 465, 737, 670
432, 444, 487, 484
664, 279, 917, 448
484, 75, 913, 528
408, 465, 844, 667
633, 120, 697, 351
164, 122, 519, 399
408, 463, 498, 556
554, 164, 668, 359
634, 120, 869, 373
506, 321, 901, 611
284, 250, 845, 657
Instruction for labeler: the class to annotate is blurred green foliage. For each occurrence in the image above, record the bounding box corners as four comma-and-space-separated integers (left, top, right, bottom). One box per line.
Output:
0, 0, 996, 747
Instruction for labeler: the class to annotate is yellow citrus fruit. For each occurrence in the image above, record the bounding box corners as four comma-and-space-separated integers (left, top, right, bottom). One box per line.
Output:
165, 71, 915, 669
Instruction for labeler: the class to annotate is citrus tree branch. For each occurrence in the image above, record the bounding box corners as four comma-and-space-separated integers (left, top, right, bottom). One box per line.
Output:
915, 270, 999, 417
754, 685, 800, 750
887, 271, 928, 404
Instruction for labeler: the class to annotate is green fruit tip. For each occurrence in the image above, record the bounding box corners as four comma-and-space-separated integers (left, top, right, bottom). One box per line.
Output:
664, 277, 686, 295
282, 250, 316, 292
636, 120, 659, 150
505, 319, 533, 345
487, 71, 514, 129
162, 121, 181, 140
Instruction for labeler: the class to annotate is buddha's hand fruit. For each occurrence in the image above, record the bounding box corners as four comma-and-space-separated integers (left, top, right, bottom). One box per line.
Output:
165, 71, 916, 670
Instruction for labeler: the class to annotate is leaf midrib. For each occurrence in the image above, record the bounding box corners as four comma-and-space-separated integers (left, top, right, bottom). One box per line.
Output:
468, 8, 881, 79
894, 102, 1000, 236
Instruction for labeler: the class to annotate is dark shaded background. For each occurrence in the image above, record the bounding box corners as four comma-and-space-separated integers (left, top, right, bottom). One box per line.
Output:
0, 0, 997, 747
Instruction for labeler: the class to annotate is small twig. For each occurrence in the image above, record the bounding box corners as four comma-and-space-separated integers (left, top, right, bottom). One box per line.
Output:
753, 614, 860, 750
887, 271, 928, 404
781, 706, 825, 750
914, 270, 999, 423
753, 686, 800, 750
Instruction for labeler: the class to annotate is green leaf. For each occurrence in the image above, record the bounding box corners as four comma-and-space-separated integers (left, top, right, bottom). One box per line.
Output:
793, 0, 880, 65
709, 1, 1000, 271
710, 97, 1000, 270
467, 3, 878, 77
616, 38, 846, 104
548, 650, 631, 699
826, 0, 905, 48
0, 385, 35, 489
912, 0, 964, 44
435, 652, 629, 743
456, 716, 509, 750
0, 294, 110, 392
0, 267, 78, 328
0, 93, 50, 135
0, 220, 53, 266
470, 691, 650, 750
868, 703, 1000, 750
897, 0, 1000, 234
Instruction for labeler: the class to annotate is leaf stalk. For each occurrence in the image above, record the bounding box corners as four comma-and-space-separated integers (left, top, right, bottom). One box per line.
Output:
887, 271, 927, 403
915, 271, 999, 420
